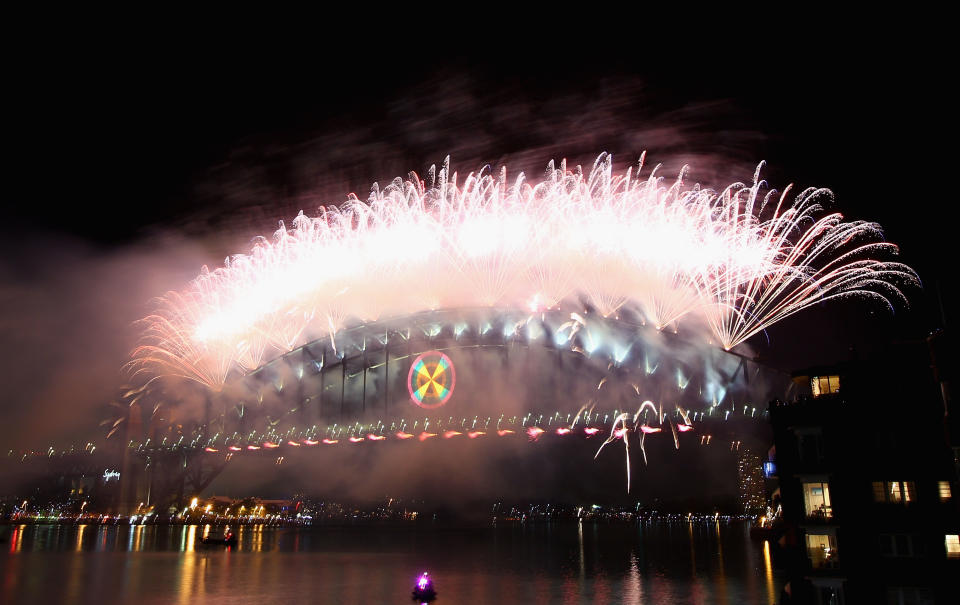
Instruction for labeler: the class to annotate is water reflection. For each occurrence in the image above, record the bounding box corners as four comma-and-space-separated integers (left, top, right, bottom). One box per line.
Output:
252, 524, 264, 551
713, 520, 728, 605
75, 524, 86, 552
577, 521, 585, 580
1, 522, 779, 604
763, 540, 776, 605
178, 537, 196, 605
10, 525, 23, 552
623, 552, 643, 604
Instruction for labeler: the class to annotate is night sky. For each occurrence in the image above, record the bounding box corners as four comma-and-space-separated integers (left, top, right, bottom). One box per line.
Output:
1, 31, 947, 453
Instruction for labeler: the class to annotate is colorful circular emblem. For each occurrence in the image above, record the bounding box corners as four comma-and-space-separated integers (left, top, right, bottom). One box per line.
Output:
407, 350, 456, 409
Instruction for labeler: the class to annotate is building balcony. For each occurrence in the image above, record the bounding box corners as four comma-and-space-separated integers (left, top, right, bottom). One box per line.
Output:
804, 505, 834, 524
806, 532, 840, 572
807, 545, 841, 571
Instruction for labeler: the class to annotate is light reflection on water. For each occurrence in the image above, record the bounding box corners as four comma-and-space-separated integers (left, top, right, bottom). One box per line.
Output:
713, 521, 728, 605
763, 540, 776, 605
2, 522, 779, 604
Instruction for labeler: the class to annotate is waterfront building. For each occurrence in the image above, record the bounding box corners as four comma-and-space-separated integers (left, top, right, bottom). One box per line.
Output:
768, 334, 959, 604
738, 447, 767, 514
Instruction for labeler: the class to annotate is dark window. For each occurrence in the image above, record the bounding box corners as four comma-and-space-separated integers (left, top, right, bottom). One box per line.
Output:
798, 433, 824, 465
878, 533, 923, 557
886, 586, 934, 605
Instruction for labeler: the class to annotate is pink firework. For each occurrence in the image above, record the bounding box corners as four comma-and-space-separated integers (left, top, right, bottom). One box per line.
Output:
130, 153, 916, 388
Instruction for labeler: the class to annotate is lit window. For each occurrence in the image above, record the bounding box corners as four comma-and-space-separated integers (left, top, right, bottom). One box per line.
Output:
939, 481, 952, 502
828, 375, 840, 392
811, 375, 840, 397
874, 481, 916, 504
947, 535, 960, 558
805, 533, 838, 568
902, 482, 912, 502
802, 482, 833, 520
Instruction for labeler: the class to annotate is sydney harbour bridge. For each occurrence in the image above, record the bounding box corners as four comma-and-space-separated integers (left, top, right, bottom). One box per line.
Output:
9, 306, 791, 513
5, 154, 913, 514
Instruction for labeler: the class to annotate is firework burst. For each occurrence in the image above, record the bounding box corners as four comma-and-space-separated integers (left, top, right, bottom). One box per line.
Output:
130, 153, 916, 388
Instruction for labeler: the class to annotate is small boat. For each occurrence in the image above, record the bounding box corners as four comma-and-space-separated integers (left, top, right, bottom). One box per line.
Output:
749, 523, 776, 541
411, 572, 437, 602
749, 514, 782, 542
200, 532, 237, 546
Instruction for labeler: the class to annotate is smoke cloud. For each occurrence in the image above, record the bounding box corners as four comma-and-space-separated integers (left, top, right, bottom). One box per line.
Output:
0, 73, 803, 506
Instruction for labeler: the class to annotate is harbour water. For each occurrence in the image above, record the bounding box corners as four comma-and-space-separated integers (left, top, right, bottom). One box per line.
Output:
1, 522, 779, 604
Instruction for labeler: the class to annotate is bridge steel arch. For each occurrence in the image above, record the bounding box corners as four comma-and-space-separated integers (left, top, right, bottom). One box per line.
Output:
218, 307, 791, 437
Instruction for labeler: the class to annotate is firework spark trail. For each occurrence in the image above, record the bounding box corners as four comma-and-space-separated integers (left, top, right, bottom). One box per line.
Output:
700, 175, 916, 349
569, 402, 596, 429
130, 153, 917, 388
590, 399, 698, 491
129, 291, 236, 390
595, 412, 634, 491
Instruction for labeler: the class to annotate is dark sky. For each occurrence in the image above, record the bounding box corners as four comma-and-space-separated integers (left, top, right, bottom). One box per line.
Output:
1, 30, 948, 451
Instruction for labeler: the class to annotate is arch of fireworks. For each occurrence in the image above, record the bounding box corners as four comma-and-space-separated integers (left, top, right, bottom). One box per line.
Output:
122, 153, 917, 491
129, 153, 916, 392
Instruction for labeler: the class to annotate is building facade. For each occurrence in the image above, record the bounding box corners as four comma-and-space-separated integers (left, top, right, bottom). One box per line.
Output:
738, 447, 767, 514
768, 338, 959, 604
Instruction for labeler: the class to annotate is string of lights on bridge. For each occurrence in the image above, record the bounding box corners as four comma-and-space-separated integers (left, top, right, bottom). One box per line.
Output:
10, 403, 767, 463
